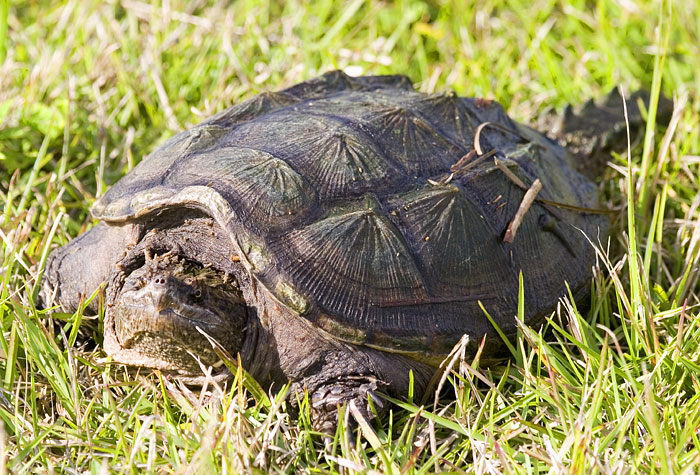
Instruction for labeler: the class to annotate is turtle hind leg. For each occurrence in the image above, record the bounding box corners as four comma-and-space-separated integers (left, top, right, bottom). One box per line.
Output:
536, 89, 673, 179
40, 222, 140, 313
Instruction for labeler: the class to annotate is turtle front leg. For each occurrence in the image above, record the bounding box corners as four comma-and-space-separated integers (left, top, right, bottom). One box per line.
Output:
305, 375, 388, 435
282, 342, 431, 436
239, 281, 436, 436
41, 222, 140, 313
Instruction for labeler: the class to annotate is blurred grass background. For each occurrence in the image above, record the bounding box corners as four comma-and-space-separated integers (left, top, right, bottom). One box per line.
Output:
1, 0, 699, 472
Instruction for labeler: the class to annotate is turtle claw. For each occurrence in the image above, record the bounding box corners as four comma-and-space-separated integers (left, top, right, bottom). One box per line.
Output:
307, 376, 388, 437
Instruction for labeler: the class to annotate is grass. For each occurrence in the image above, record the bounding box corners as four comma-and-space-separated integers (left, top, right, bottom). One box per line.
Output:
1, 0, 699, 472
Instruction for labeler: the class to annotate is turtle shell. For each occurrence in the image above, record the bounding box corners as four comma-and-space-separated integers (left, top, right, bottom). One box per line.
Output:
93, 71, 607, 360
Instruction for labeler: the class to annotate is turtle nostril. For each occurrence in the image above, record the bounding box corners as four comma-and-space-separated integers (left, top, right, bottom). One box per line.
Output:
153, 276, 167, 285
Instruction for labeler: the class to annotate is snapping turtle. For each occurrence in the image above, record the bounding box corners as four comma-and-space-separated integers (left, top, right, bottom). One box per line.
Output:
41, 71, 660, 432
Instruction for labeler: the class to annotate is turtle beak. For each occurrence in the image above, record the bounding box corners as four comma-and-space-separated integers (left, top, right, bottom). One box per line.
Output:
143, 274, 178, 312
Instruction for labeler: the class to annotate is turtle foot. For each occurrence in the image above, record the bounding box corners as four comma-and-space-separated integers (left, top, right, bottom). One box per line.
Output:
307, 375, 388, 436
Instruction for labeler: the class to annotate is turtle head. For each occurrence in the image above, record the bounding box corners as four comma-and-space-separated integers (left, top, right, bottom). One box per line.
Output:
106, 252, 247, 378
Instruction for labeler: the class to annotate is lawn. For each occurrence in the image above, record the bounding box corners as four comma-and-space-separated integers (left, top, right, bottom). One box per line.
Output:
1, 0, 699, 472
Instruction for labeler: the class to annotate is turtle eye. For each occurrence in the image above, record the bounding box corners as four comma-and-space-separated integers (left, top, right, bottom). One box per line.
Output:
193, 288, 203, 301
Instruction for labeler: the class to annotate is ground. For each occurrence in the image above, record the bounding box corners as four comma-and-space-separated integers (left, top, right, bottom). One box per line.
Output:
1, 0, 699, 472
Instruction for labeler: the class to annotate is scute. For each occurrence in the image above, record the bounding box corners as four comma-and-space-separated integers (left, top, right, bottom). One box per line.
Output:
360, 105, 466, 176
385, 184, 514, 307
93, 71, 606, 359
271, 196, 429, 322
409, 92, 479, 148
169, 146, 316, 232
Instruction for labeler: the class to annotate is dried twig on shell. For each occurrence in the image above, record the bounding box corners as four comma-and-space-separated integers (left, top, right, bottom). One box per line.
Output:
503, 179, 543, 243
450, 149, 497, 174
494, 158, 528, 189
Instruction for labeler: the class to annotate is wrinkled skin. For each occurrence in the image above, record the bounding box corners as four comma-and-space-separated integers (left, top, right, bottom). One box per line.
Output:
111, 252, 246, 373
40, 72, 669, 435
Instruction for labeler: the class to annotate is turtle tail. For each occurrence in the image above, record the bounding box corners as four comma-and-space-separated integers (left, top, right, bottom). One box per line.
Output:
536, 88, 673, 179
